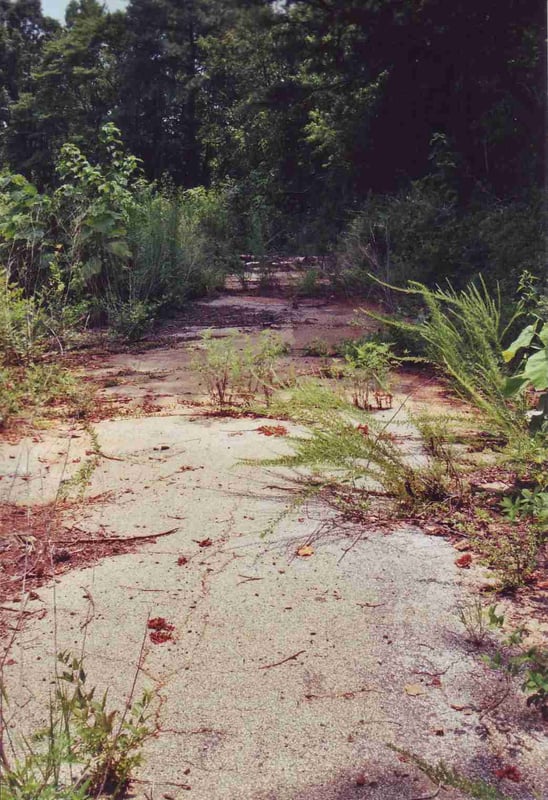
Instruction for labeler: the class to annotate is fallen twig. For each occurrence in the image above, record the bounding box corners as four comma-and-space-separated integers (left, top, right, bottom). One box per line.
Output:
304, 687, 376, 700
96, 450, 125, 462
259, 649, 305, 670
237, 574, 264, 584
57, 527, 179, 545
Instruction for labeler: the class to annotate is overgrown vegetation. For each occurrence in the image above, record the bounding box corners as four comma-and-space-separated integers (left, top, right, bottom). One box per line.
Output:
337, 178, 545, 295
257, 401, 463, 512
364, 277, 530, 438
0, 652, 153, 799
192, 329, 288, 408
0, 125, 241, 344
342, 340, 396, 410
481, 615, 548, 720
254, 273, 547, 608
0, 4, 545, 799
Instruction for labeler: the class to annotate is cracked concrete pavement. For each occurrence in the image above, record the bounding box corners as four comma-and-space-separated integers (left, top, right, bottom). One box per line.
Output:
1, 411, 546, 800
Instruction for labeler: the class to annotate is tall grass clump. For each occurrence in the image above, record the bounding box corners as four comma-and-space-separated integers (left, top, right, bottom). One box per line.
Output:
365, 278, 528, 440
125, 186, 239, 310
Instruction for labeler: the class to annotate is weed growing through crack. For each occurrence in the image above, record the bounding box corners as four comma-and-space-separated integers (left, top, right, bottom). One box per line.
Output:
0, 363, 83, 430
58, 426, 101, 501
192, 329, 288, 408
481, 616, 548, 720
341, 340, 396, 410
0, 652, 153, 799
469, 485, 547, 590
388, 745, 512, 800
472, 525, 542, 589
257, 397, 465, 512
457, 600, 504, 646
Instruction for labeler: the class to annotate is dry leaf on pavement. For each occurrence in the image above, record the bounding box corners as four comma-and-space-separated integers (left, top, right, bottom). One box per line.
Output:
404, 683, 425, 696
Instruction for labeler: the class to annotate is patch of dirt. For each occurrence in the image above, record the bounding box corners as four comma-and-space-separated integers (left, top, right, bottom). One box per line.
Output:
0, 498, 178, 635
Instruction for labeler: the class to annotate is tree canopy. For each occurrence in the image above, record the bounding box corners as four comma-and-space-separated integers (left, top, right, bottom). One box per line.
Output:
0, 0, 544, 237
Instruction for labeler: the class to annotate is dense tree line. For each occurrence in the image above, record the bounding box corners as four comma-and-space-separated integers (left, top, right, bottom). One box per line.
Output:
0, 0, 545, 257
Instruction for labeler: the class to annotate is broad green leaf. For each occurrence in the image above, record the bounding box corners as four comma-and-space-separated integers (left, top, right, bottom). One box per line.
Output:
82, 256, 102, 280
106, 239, 131, 259
538, 323, 548, 347
502, 374, 528, 397
502, 324, 537, 362
88, 212, 117, 234
523, 348, 548, 390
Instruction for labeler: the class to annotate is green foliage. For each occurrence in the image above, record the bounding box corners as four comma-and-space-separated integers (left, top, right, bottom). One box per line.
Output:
192, 329, 287, 408
302, 338, 331, 358
0, 0, 544, 258
338, 186, 545, 296
501, 488, 548, 526
259, 395, 460, 510
193, 330, 253, 408
522, 650, 548, 715
475, 486, 548, 590
503, 316, 548, 433
342, 340, 396, 410
473, 524, 542, 590
0, 367, 24, 428
53, 122, 140, 291
59, 426, 101, 500
0, 270, 48, 365
104, 298, 157, 342
262, 380, 349, 426
388, 745, 511, 800
126, 186, 238, 309
295, 269, 322, 298
457, 600, 505, 646
483, 623, 548, 718
0, 126, 240, 344
367, 278, 528, 440
0, 652, 153, 800
3, 0, 125, 184
338, 178, 466, 291
0, 363, 77, 429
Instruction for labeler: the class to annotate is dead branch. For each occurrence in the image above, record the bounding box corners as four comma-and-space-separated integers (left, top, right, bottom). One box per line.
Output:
259, 650, 306, 670
57, 527, 180, 545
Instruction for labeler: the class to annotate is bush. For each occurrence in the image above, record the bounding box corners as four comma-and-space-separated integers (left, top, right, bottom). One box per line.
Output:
295, 268, 322, 298
342, 340, 396, 410
105, 298, 158, 342
0, 363, 80, 429
0, 367, 24, 427
474, 524, 541, 589
0, 271, 48, 365
192, 329, 287, 408
337, 179, 467, 294
336, 181, 544, 298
